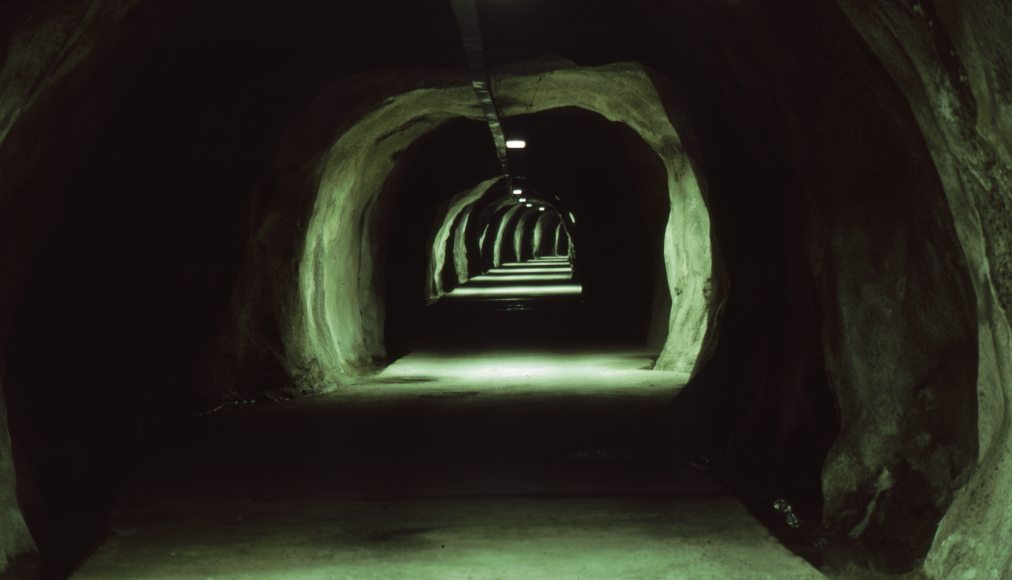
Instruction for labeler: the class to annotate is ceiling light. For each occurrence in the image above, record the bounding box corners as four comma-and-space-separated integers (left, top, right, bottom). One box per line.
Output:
525, 203, 533, 207
512, 188, 522, 195
538, 207, 546, 212
506, 140, 526, 149
518, 197, 527, 202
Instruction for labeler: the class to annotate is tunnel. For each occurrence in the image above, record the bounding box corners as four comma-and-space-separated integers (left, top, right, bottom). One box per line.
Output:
0, 1, 1009, 578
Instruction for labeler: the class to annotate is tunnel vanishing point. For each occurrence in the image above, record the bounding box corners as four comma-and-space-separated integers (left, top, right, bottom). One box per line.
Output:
0, 0, 1010, 578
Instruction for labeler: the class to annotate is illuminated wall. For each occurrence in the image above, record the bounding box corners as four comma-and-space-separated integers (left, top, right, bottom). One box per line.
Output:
281, 62, 714, 390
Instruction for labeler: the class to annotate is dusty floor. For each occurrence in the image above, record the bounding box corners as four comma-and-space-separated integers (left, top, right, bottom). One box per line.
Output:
73, 260, 823, 579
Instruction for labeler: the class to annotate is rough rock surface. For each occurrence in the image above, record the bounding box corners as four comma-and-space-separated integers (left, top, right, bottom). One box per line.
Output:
835, 1, 1012, 576
427, 177, 502, 300
593, 2, 984, 575
0, 0, 142, 568
0, 390, 33, 571
493, 205, 524, 268
234, 61, 713, 393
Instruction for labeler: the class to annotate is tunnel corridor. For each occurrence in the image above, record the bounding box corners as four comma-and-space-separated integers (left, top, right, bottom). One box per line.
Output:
1, 1, 1010, 579
77, 247, 805, 578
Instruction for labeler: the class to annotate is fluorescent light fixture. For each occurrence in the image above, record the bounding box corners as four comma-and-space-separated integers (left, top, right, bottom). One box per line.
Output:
538, 207, 546, 211
512, 189, 522, 195
518, 197, 527, 202
525, 203, 533, 207
506, 139, 527, 149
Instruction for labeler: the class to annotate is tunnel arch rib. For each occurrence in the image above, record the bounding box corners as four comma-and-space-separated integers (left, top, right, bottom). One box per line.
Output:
291, 62, 714, 389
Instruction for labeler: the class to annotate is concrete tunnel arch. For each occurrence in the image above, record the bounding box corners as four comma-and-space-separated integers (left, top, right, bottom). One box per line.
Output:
294, 61, 714, 389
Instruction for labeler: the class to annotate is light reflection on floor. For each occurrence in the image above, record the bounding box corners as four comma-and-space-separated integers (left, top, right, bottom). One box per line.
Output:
445, 256, 583, 300
72, 349, 822, 580
354, 350, 690, 394
447, 284, 583, 298
468, 273, 574, 283
483, 267, 571, 274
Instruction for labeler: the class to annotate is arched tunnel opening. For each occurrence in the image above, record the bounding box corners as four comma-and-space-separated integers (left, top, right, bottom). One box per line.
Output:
0, 1, 1009, 579
384, 108, 676, 354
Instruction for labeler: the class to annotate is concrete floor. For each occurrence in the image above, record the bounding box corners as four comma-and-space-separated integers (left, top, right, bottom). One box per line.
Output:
73, 351, 822, 579
74, 260, 823, 579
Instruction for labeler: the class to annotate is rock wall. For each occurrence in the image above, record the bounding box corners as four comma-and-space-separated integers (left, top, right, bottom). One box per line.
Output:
533, 212, 562, 258
0, 389, 33, 572
231, 61, 714, 395
512, 212, 533, 263
0, 2, 469, 572
834, 1, 1012, 576
493, 205, 524, 268
0, 0, 144, 568
427, 178, 502, 300
630, 1, 980, 572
